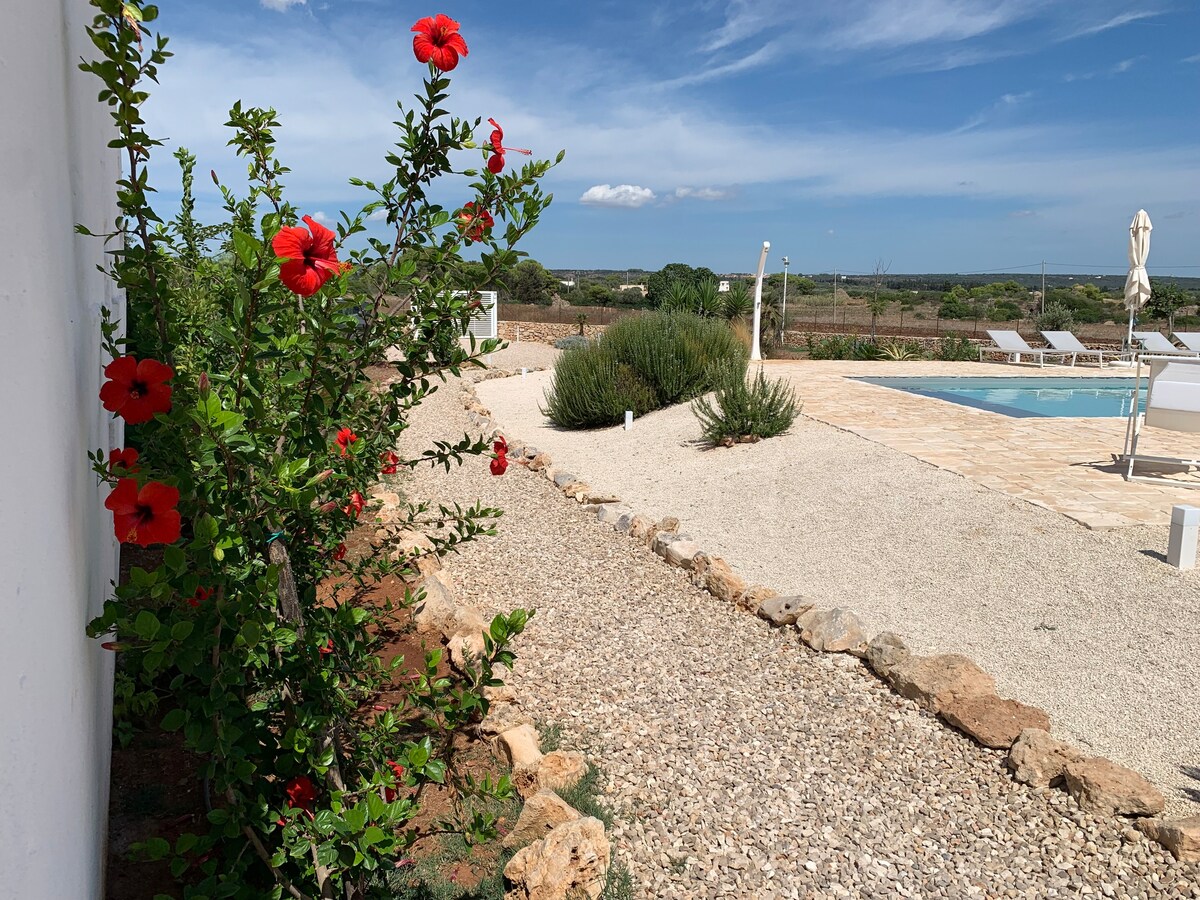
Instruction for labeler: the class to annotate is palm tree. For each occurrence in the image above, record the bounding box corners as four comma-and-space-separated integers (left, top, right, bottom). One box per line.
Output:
661, 280, 694, 313
694, 278, 722, 317
722, 280, 752, 320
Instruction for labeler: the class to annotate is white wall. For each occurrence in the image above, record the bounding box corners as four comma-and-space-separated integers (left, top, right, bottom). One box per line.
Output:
0, 0, 120, 896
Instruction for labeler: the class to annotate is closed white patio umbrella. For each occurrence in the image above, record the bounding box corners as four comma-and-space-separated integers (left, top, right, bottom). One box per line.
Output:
1124, 209, 1153, 348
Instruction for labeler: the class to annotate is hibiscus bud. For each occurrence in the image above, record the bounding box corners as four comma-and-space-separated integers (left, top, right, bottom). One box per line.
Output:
210, 169, 219, 185
100, 641, 131, 652
317, 500, 338, 514
198, 371, 210, 398
313, 468, 334, 484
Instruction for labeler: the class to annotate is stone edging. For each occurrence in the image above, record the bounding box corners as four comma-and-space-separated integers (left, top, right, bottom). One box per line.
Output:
459, 375, 1200, 865
369, 479, 614, 898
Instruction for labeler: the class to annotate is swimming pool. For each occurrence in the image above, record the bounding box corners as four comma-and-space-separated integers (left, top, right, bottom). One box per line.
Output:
853, 376, 1145, 418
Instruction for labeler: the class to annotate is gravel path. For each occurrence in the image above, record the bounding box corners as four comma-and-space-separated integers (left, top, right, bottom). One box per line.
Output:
476, 365, 1200, 818
398, 359, 1199, 899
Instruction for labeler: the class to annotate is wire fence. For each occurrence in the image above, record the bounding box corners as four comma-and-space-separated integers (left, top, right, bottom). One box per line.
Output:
498, 302, 1137, 343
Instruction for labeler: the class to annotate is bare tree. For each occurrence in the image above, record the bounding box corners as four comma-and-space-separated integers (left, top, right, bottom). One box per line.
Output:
867, 258, 892, 341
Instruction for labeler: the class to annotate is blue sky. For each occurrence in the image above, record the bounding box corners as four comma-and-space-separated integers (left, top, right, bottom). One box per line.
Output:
140, 1, 1199, 276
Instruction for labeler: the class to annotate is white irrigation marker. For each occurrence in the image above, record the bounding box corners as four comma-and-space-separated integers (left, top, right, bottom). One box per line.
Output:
1168, 504, 1199, 569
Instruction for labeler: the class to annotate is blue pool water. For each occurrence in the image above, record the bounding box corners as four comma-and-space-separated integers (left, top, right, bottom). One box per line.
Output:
853, 376, 1146, 418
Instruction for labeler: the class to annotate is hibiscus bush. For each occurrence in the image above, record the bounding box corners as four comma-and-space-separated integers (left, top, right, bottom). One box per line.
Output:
80, 2, 560, 897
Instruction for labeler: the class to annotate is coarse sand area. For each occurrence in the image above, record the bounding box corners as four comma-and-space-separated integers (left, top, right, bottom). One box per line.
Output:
477, 351, 1200, 816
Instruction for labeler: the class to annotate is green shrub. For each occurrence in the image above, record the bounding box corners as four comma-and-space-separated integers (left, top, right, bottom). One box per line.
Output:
554, 334, 590, 350
937, 334, 977, 361
804, 334, 883, 360
543, 312, 745, 428
879, 340, 926, 360
541, 346, 656, 428
692, 364, 799, 445
1036, 301, 1076, 332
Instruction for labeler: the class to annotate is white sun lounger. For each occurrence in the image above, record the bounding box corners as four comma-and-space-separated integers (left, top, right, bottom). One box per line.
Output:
1040, 331, 1119, 368
1124, 355, 1200, 486
980, 330, 1071, 367
1131, 332, 1199, 356
1172, 332, 1200, 353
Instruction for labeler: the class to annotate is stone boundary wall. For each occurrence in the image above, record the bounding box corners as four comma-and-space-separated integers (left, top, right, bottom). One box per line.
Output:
788, 330, 1127, 352
502, 321, 1127, 354
499, 321, 606, 345
459, 373, 1200, 864
369, 483, 615, 898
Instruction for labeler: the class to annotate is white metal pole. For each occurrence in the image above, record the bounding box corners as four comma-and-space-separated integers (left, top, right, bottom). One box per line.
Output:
780, 256, 789, 343
750, 241, 771, 361
1041, 260, 1046, 314
832, 270, 837, 330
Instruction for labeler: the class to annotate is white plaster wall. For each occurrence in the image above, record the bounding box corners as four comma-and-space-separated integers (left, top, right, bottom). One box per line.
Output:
0, 0, 121, 896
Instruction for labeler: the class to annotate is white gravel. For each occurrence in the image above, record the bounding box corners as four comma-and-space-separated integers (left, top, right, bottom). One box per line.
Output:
398, 370, 1200, 898
477, 365, 1200, 818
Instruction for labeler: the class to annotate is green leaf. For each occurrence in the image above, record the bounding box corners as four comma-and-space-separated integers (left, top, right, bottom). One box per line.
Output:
407, 742, 430, 768
163, 545, 186, 573
161, 708, 186, 731
343, 803, 368, 832
232, 230, 261, 269
240, 620, 262, 647
171, 621, 194, 641
362, 825, 386, 846
134, 610, 161, 640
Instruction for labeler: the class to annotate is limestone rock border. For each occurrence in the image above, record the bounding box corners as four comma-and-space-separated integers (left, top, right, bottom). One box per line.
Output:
463, 374, 1195, 862
373, 453, 616, 897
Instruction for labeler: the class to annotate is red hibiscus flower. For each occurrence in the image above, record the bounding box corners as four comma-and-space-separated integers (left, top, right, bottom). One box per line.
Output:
188, 586, 213, 609
284, 776, 317, 818
343, 490, 365, 518
383, 761, 406, 802
485, 118, 531, 174
456, 202, 494, 242
100, 356, 173, 424
335, 426, 358, 457
108, 447, 140, 474
333, 543, 347, 561
319, 639, 334, 657
272, 215, 342, 297
490, 436, 509, 475
105, 478, 182, 546
411, 14, 468, 71
380, 450, 400, 475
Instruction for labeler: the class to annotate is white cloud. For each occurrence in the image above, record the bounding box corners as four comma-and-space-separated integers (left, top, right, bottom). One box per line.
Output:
1185, 53, 1200, 63
828, 0, 1031, 51
309, 210, 335, 226
579, 184, 657, 208
1064, 10, 1160, 39
366, 208, 389, 222
658, 41, 782, 88
1009, 209, 1039, 217
956, 90, 1032, 132
1111, 57, 1139, 74
260, 0, 306, 11
674, 186, 734, 201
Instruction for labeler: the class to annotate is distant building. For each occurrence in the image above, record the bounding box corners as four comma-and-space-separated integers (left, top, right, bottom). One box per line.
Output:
559, 280, 575, 288
618, 283, 647, 296
718, 280, 730, 293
